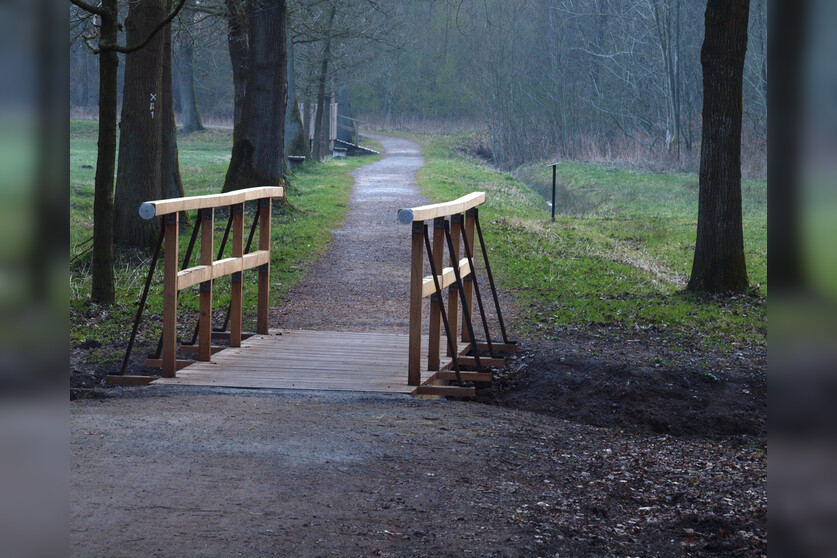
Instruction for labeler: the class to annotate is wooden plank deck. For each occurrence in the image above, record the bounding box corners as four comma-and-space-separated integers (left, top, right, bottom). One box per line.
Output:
153, 330, 447, 394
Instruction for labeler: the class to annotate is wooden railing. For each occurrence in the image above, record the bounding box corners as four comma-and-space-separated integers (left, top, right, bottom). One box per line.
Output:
398, 192, 515, 394
139, 186, 284, 378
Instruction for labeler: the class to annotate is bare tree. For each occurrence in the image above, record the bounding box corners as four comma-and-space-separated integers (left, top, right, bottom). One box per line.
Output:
687, 0, 750, 293
70, 0, 187, 301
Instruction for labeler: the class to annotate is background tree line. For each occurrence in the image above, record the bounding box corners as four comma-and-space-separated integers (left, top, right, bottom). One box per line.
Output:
71, 0, 766, 175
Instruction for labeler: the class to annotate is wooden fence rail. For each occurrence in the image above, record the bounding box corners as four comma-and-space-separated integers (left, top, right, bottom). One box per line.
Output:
398, 192, 515, 395
140, 186, 284, 378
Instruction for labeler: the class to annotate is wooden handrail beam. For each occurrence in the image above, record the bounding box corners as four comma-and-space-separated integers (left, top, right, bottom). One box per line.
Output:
176, 250, 270, 291
139, 186, 284, 219
421, 258, 471, 298
397, 192, 485, 224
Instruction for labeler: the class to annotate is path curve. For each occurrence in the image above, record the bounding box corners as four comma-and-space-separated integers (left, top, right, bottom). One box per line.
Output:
272, 135, 429, 332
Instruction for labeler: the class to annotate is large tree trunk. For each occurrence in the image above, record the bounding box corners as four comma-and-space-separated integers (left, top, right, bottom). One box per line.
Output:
687, 0, 750, 293
162, 12, 185, 200
312, 5, 336, 161
175, 35, 205, 134
226, 0, 248, 139
223, 0, 287, 192
114, 0, 166, 248
90, 0, 119, 304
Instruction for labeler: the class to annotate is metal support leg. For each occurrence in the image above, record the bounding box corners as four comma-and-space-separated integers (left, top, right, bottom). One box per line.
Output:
474, 209, 512, 345
423, 224, 463, 384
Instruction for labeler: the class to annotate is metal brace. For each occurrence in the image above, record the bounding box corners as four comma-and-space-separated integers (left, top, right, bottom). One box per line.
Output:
411, 221, 424, 234
231, 271, 242, 283
259, 198, 270, 208
259, 264, 269, 273
200, 281, 211, 292
232, 203, 244, 215
164, 213, 177, 225
201, 208, 213, 220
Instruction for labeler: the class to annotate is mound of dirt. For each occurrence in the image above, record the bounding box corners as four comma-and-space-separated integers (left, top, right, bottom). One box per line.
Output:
479, 334, 766, 440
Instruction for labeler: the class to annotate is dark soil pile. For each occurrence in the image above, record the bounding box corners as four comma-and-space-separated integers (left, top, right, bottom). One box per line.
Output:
478, 328, 766, 440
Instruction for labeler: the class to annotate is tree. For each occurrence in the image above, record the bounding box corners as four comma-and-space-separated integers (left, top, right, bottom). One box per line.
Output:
70, 0, 187, 300
226, 0, 249, 137
114, 0, 186, 248
175, 30, 206, 133
311, 4, 337, 161
223, 0, 288, 191
687, 0, 750, 293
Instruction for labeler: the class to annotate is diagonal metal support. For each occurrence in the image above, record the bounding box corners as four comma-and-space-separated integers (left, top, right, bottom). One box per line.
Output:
216, 205, 260, 334
120, 226, 165, 375
454, 218, 495, 358
423, 223, 464, 384
474, 209, 512, 345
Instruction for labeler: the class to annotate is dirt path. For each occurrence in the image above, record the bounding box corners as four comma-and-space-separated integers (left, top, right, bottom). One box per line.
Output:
273, 135, 428, 332
70, 139, 766, 556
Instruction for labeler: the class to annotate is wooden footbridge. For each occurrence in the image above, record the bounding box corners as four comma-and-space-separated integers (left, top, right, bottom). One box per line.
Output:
110, 187, 515, 396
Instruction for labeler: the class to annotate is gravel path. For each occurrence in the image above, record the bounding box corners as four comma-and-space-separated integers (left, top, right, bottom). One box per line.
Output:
273, 135, 428, 332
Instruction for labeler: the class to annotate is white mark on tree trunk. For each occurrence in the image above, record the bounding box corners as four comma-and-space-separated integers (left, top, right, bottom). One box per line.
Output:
149, 93, 157, 118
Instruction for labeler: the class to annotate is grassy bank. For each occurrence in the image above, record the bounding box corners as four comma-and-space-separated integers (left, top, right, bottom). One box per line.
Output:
411, 133, 766, 353
70, 119, 377, 367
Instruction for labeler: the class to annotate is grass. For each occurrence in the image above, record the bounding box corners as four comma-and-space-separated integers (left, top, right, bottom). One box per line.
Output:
70, 119, 378, 366
408, 132, 767, 352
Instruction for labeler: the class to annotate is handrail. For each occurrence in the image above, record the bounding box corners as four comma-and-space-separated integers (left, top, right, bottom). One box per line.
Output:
403, 191, 514, 395
397, 192, 486, 225
139, 186, 284, 378
139, 186, 284, 218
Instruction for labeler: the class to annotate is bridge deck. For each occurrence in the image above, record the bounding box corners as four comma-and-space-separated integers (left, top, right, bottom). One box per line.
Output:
153, 329, 445, 394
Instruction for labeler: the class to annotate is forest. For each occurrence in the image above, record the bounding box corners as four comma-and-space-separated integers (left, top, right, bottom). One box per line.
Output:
71, 0, 767, 173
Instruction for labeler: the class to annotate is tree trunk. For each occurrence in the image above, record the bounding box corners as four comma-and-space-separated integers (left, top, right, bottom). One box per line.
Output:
161, 11, 184, 200
312, 5, 336, 161
114, 0, 166, 248
226, 0, 248, 139
687, 0, 750, 293
175, 36, 204, 133
90, 0, 119, 304
223, 0, 287, 192
284, 32, 309, 159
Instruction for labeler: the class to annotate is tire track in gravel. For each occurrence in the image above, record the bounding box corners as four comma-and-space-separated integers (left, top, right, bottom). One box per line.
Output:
271, 135, 430, 332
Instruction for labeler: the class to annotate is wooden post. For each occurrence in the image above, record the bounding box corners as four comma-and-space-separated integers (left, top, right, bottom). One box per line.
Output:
199, 208, 214, 361
230, 203, 244, 347
427, 217, 445, 371
407, 221, 424, 386
447, 213, 462, 356
257, 198, 271, 334
162, 213, 179, 378
461, 209, 476, 344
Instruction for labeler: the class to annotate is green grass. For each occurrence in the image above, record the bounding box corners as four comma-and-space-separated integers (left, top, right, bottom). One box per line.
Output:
410, 133, 767, 352
71, 119, 378, 365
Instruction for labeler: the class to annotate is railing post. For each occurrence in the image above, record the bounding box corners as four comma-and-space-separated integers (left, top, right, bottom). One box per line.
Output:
447, 213, 462, 356
408, 220, 424, 386
461, 209, 476, 345
427, 217, 445, 371
230, 203, 244, 348
199, 208, 214, 361
162, 213, 179, 377
257, 198, 271, 335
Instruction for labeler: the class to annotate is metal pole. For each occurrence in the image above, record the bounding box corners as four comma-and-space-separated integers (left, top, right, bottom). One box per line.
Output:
551, 164, 556, 221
